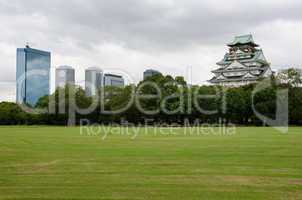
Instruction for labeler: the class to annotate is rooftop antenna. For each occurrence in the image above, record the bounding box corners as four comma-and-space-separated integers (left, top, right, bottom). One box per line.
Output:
25, 42, 31, 48
26, 42, 36, 48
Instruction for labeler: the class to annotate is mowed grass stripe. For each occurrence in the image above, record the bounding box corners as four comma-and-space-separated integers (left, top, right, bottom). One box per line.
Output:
0, 127, 302, 199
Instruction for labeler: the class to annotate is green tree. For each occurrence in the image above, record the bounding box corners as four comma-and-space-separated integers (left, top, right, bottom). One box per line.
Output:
277, 68, 302, 87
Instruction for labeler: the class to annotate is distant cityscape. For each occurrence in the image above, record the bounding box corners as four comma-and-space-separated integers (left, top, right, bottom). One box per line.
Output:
16, 44, 166, 106
16, 34, 274, 106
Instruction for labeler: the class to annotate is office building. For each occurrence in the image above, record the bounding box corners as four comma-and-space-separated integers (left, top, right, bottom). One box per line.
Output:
85, 67, 103, 96
55, 66, 75, 88
104, 74, 124, 87
144, 69, 162, 79
16, 46, 51, 106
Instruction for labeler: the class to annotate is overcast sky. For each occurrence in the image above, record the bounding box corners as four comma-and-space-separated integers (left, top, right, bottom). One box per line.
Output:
0, 0, 301, 102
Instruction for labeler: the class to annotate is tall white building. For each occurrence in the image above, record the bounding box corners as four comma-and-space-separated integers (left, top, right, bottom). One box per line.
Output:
104, 74, 124, 87
55, 66, 75, 88
85, 67, 103, 96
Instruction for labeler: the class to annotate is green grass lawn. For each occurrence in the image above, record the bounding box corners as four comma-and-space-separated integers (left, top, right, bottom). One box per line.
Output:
0, 126, 302, 200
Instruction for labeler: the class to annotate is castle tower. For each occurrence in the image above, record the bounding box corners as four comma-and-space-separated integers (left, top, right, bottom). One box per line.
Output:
209, 34, 273, 86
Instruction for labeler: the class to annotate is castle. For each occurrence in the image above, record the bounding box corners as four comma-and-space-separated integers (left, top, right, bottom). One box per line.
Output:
209, 34, 273, 86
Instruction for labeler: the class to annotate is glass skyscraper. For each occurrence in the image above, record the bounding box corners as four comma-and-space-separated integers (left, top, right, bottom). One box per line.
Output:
16, 46, 51, 106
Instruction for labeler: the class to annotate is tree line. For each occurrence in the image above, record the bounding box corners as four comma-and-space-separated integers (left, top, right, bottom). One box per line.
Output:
0, 68, 301, 126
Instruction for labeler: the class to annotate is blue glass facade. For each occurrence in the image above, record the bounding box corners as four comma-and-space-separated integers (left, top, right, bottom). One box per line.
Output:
16, 47, 51, 106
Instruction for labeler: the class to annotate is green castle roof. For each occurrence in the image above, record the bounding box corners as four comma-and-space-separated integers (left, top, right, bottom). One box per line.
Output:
227, 34, 259, 47
216, 49, 268, 66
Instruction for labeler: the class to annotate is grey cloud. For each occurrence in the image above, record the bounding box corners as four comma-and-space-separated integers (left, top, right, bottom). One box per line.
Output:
0, 0, 301, 97
1, 0, 302, 51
